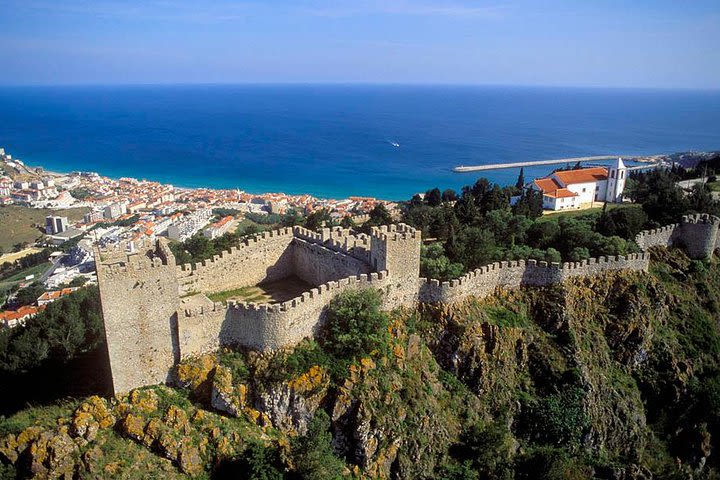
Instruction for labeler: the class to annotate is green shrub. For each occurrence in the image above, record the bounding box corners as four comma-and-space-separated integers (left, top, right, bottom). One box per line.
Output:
218, 351, 251, 384
320, 289, 391, 364
265, 340, 331, 384
521, 387, 589, 449
290, 410, 345, 480
515, 446, 592, 480
0, 287, 103, 374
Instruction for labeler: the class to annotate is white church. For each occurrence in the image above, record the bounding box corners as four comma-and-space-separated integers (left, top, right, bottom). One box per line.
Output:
530, 157, 627, 211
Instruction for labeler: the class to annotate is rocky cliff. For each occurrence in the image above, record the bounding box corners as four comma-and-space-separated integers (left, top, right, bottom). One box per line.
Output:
1, 246, 719, 479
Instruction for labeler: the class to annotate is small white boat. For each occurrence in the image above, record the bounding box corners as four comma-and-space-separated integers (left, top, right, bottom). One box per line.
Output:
390, 141, 400, 147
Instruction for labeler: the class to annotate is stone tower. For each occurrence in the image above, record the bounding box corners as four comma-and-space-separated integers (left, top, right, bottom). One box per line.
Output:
370, 224, 422, 304
606, 157, 627, 203
95, 238, 181, 394
677, 214, 720, 259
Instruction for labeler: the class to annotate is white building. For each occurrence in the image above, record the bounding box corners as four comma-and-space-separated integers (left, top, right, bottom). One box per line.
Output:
531, 158, 627, 211
203, 216, 236, 239
45, 215, 69, 234
167, 208, 213, 241
0, 178, 11, 196
104, 202, 127, 219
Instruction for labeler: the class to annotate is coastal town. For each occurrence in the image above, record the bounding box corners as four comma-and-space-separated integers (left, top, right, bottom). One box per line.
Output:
1, 145, 719, 330
0, 147, 394, 327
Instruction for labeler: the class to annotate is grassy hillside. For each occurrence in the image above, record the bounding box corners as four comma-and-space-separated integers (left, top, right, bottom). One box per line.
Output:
0, 205, 88, 252
1, 248, 719, 479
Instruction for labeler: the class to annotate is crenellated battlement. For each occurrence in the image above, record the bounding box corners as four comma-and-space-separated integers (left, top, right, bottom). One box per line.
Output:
370, 223, 421, 241
292, 225, 373, 262
225, 271, 389, 314
95, 238, 177, 279
681, 213, 720, 226
176, 226, 295, 273
176, 270, 392, 356
634, 213, 720, 259
418, 253, 649, 304
182, 300, 226, 318
100, 215, 713, 394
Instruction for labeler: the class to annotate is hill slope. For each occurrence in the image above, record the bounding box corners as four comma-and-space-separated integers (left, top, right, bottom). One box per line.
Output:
1, 247, 719, 479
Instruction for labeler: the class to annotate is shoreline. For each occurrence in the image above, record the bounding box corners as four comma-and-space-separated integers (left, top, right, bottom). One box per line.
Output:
30, 157, 650, 203
7, 149, 717, 205
31, 163, 376, 203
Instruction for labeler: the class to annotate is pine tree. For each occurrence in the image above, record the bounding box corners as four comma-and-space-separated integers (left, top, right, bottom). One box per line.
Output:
515, 167, 525, 189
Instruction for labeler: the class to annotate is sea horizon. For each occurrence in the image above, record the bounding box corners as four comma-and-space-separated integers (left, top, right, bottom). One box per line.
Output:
1, 84, 719, 200
2, 82, 720, 91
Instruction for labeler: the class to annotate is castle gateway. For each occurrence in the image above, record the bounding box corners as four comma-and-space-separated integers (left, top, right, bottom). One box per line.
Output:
96, 215, 720, 394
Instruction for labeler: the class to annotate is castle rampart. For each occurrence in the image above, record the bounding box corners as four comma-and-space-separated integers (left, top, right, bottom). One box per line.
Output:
291, 238, 372, 286
635, 213, 720, 259
176, 228, 296, 295
97, 216, 713, 394
417, 253, 649, 304
177, 271, 393, 358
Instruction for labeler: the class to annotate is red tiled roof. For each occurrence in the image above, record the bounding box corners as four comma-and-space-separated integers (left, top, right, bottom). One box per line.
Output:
37, 287, 78, 302
545, 188, 577, 199
553, 167, 608, 185
212, 216, 234, 228
0, 304, 46, 323
534, 178, 562, 192
534, 178, 579, 199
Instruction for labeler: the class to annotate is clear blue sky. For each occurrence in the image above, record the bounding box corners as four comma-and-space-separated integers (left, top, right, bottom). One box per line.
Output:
1, 0, 718, 88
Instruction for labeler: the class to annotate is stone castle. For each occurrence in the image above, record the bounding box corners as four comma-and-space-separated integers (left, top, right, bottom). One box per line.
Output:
96, 213, 720, 394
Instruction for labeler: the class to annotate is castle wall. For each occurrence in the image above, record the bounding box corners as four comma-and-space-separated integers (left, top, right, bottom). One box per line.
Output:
177, 300, 227, 358
96, 241, 180, 395
634, 224, 680, 251
370, 224, 422, 306
634, 214, 720, 259
676, 214, 720, 259
100, 215, 720, 394
176, 229, 295, 295
177, 271, 393, 357
292, 226, 373, 263
418, 253, 650, 304
291, 238, 372, 286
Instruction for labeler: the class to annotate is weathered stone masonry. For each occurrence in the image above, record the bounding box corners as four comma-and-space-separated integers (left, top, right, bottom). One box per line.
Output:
635, 213, 720, 260
96, 214, 719, 394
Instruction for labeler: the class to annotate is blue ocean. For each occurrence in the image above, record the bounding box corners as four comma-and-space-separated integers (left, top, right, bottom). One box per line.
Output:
0, 85, 718, 200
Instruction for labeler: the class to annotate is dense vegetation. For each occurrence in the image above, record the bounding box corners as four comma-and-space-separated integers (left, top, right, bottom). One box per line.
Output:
404, 180, 640, 279
0, 287, 104, 373
0, 287, 110, 415
404, 167, 720, 280
627, 168, 720, 225
2, 163, 720, 478
1, 251, 719, 478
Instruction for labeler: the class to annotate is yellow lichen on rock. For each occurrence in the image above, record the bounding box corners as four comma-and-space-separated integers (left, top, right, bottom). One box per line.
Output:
129, 389, 159, 413
75, 395, 116, 429
288, 365, 328, 393
120, 413, 147, 441
164, 405, 191, 435
176, 354, 218, 400
27, 430, 79, 479
71, 411, 100, 441
178, 437, 203, 477
142, 417, 163, 447
0, 434, 20, 464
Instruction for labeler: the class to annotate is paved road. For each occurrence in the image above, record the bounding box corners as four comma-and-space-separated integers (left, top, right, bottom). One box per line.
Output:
677, 178, 707, 189
38, 256, 63, 284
